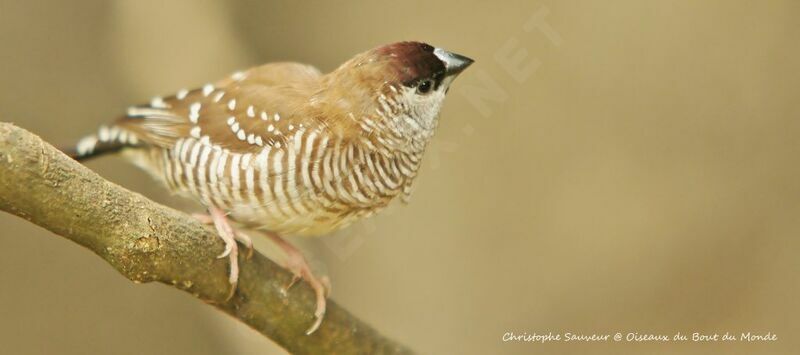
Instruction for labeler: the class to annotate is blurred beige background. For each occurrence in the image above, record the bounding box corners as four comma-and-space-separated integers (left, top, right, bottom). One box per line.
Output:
1, 1, 798, 354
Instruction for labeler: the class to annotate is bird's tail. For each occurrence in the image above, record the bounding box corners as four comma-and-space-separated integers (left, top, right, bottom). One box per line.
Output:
62, 125, 140, 162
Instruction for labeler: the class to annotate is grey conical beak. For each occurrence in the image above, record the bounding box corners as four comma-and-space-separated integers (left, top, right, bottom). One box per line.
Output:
434, 48, 474, 77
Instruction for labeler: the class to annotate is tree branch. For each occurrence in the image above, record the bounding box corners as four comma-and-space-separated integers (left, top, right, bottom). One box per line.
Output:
0, 122, 412, 355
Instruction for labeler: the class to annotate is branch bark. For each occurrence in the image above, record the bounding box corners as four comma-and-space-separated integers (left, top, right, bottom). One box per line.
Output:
0, 122, 412, 355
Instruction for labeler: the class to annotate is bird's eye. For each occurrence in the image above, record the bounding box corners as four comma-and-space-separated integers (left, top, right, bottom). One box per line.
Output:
416, 79, 433, 94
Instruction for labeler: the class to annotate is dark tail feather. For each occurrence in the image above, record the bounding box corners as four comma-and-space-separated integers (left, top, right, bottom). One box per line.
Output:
61, 140, 126, 162
63, 125, 139, 162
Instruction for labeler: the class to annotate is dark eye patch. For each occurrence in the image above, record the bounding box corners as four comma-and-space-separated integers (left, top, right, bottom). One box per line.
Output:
404, 71, 445, 92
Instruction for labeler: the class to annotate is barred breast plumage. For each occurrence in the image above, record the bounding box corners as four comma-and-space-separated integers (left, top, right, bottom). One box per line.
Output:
70, 41, 473, 334
83, 62, 426, 237
138, 124, 422, 237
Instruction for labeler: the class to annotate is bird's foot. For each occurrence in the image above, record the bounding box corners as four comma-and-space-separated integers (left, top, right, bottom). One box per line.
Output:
265, 231, 329, 335
207, 208, 240, 300
193, 212, 254, 259
195, 212, 327, 334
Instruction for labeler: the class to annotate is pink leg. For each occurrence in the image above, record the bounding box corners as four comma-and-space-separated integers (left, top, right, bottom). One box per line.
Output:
194, 212, 327, 334
264, 231, 329, 335
234, 230, 254, 259
193, 212, 253, 259
208, 207, 239, 300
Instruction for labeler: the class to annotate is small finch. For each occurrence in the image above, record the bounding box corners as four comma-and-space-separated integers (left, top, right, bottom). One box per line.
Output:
66, 41, 473, 333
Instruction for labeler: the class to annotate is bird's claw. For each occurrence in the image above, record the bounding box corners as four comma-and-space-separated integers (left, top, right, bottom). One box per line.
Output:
276, 244, 329, 335
202, 210, 328, 333
217, 242, 233, 259
208, 208, 240, 301
235, 230, 254, 260
282, 274, 300, 295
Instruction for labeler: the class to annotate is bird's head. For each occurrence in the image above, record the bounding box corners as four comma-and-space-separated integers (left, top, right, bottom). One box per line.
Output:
321, 41, 473, 150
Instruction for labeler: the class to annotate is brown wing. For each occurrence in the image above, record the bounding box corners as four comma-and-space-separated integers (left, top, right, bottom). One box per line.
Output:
116, 62, 324, 153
